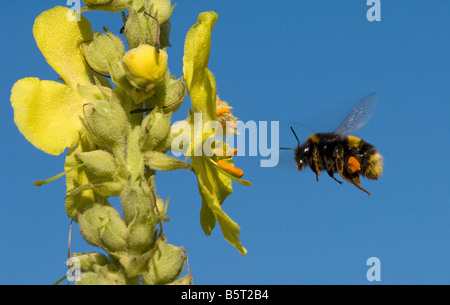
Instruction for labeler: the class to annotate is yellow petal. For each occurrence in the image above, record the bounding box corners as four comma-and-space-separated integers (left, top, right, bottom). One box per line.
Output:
11, 77, 84, 155
183, 11, 218, 121
192, 157, 247, 256
192, 156, 248, 255
33, 6, 93, 88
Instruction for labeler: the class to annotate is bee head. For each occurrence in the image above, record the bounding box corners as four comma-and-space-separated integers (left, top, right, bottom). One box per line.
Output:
294, 146, 305, 171
289, 126, 304, 170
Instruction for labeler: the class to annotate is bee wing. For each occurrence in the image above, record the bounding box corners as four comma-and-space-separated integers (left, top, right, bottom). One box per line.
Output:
334, 93, 378, 135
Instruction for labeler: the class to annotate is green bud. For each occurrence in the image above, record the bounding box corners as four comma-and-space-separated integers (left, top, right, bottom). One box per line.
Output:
142, 238, 186, 285
128, 221, 157, 253
65, 181, 124, 198
83, 100, 129, 150
92, 181, 125, 197
148, 74, 185, 113
120, 180, 156, 252
123, 6, 158, 49
75, 150, 118, 178
144, 151, 191, 171
81, 29, 125, 76
78, 204, 128, 252
151, 123, 183, 153
72, 252, 109, 273
81, 0, 132, 12
120, 180, 155, 225
140, 107, 171, 151
117, 249, 155, 278
149, 0, 175, 25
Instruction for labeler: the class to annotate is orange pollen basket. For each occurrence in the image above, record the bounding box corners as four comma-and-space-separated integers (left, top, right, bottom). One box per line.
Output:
347, 156, 361, 173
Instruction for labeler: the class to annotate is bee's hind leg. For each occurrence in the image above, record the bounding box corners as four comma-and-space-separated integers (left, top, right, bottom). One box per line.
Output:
335, 158, 371, 195
328, 172, 343, 185
349, 179, 371, 196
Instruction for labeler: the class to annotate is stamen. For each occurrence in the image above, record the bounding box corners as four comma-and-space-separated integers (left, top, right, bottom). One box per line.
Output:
203, 147, 251, 186
216, 106, 232, 115
34, 164, 84, 186
217, 160, 244, 178
216, 100, 222, 106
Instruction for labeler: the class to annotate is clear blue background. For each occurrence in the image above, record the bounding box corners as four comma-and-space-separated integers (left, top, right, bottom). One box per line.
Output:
1, 0, 449, 284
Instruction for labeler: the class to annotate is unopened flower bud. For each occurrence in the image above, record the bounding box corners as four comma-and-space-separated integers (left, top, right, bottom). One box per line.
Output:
142, 238, 186, 285
75, 150, 118, 178
72, 252, 108, 273
92, 181, 125, 197
140, 108, 171, 151
150, 76, 185, 114
81, 30, 125, 76
149, 0, 175, 24
78, 204, 128, 252
120, 181, 157, 252
144, 151, 191, 171
123, 44, 168, 86
83, 100, 129, 150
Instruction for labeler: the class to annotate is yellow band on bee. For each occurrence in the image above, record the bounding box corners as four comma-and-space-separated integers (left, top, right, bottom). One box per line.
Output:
347, 135, 361, 147
363, 152, 383, 179
308, 134, 320, 143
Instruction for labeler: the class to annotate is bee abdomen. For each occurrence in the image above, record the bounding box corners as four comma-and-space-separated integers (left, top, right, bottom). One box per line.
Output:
362, 151, 383, 179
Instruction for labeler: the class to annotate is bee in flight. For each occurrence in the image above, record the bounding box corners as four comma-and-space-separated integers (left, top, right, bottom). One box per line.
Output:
285, 93, 383, 195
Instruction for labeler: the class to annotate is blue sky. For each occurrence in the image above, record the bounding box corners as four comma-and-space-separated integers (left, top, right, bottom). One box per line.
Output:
1, 0, 449, 284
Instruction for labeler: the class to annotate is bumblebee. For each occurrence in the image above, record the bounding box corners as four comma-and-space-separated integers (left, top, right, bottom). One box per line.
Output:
288, 94, 383, 195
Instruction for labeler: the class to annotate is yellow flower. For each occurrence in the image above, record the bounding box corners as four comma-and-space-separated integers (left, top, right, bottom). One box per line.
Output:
10, 6, 95, 155
183, 11, 250, 255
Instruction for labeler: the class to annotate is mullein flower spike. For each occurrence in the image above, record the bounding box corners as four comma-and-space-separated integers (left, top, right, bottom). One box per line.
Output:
10, 0, 250, 284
